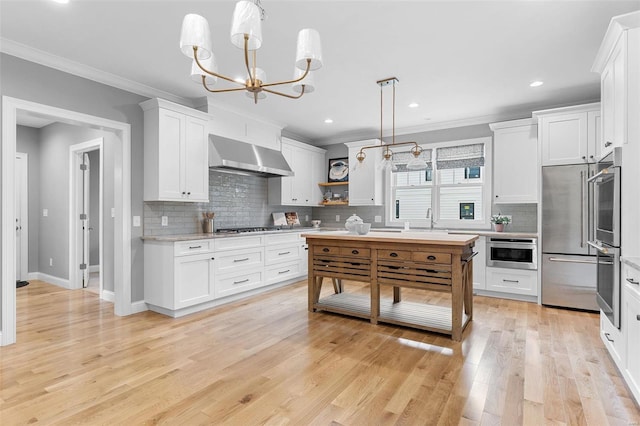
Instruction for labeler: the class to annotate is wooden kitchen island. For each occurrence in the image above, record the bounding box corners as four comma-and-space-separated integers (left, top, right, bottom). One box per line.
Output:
303, 231, 478, 341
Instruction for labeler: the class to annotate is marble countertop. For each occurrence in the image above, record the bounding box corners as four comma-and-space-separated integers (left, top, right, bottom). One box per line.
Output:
141, 227, 318, 242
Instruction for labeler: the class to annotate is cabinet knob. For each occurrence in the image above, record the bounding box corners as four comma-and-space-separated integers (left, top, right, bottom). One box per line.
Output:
605, 141, 613, 147
390, 252, 398, 257
187, 192, 191, 195
637, 315, 640, 321
582, 156, 586, 160
322, 248, 330, 252
495, 195, 499, 198
352, 250, 359, 255
590, 155, 594, 159
427, 255, 436, 260
182, 191, 186, 195
211, 257, 215, 260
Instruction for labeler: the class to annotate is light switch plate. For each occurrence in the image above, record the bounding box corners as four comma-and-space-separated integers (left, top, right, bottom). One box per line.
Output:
161, 216, 168, 226
43, 209, 48, 217
111, 208, 115, 218
336, 215, 340, 222
133, 216, 141, 227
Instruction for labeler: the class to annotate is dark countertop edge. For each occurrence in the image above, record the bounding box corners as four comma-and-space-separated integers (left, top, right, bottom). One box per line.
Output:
622, 257, 640, 270
141, 227, 318, 242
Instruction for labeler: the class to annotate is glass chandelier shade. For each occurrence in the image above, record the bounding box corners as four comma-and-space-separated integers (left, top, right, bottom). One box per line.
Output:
230, 1, 262, 50
179, 2, 322, 103
406, 146, 428, 170
191, 55, 218, 85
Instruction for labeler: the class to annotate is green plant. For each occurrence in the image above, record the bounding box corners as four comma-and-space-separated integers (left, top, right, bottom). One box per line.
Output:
490, 213, 511, 225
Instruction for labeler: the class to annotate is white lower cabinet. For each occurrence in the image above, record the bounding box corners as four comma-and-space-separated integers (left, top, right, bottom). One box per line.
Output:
623, 262, 640, 403
472, 236, 486, 290
601, 309, 625, 367
144, 232, 310, 316
485, 267, 537, 296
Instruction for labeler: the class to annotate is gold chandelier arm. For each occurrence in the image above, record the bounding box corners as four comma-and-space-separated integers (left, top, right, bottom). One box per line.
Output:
260, 59, 311, 88
244, 35, 255, 86
356, 141, 420, 161
193, 47, 244, 86
263, 86, 305, 99
202, 76, 247, 93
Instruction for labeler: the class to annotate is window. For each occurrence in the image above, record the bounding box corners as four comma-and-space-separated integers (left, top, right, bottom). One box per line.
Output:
387, 137, 492, 228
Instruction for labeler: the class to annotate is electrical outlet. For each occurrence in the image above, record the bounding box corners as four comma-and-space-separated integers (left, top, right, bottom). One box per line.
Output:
111, 208, 115, 218
336, 215, 340, 222
43, 208, 48, 217
133, 216, 141, 227
374, 215, 382, 223
161, 216, 168, 226
49, 258, 53, 266
305, 215, 309, 222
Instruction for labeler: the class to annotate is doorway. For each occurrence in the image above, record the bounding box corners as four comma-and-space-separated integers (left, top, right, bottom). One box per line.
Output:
2, 96, 133, 346
15, 152, 28, 285
70, 139, 103, 295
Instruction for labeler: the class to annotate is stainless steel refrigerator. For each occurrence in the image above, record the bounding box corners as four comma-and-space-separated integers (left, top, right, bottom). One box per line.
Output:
541, 164, 599, 311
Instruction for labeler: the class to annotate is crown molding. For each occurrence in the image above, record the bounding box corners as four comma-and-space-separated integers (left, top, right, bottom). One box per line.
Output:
0, 38, 191, 106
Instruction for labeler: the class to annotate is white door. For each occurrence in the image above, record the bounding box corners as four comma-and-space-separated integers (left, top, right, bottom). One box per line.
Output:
15, 153, 28, 282
81, 153, 90, 287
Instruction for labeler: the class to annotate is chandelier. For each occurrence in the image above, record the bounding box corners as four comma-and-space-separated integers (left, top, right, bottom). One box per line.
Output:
179, 0, 323, 104
354, 78, 427, 171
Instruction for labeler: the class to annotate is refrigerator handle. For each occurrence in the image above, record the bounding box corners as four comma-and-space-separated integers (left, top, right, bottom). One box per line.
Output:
580, 171, 585, 248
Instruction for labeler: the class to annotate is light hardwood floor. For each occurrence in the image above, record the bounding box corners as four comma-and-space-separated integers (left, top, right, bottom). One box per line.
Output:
1, 279, 639, 425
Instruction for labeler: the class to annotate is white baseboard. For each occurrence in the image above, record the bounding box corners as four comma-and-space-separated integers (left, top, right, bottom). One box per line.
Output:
130, 300, 148, 314
29, 272, 71, 289
101, 289, 115, 302
89, 265, 100, 273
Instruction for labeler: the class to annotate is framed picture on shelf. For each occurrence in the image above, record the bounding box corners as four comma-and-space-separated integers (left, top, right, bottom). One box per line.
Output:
328, 157, 349, 182
285, 212, 300, 225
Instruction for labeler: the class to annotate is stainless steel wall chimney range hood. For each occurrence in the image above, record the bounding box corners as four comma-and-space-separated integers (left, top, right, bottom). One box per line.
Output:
208, 135, 294, 177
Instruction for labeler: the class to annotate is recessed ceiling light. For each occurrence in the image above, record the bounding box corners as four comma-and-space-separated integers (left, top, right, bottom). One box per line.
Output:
408, 102, 419, 108
324, 118, 333, 124
530, 80, 544, 87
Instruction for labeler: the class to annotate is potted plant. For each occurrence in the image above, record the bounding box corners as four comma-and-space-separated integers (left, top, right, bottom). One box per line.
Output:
490, 213, 511, 232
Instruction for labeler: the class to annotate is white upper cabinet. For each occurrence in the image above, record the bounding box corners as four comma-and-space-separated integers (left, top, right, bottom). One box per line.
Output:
345, 139, 384, 206
534, 103, 601, 166
490, 118, 538, 203
141, 98, 210, 202
268, 138, 326, 206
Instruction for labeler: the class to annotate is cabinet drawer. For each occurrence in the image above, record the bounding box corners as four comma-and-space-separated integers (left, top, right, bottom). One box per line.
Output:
601, 311, 625, 366
314, 245, 340, 256
265, 232, 300, 245
174, 240, 212, 256
214, 235, 264, 251
340, 247, 371, 258
265, 261, 302, 285
215, 270, 263, 299
412, 252, 451, 264
265, 244, 300, 265
377, 249, 412, 261
215, 247, 264, 274
486, 267, 537, 296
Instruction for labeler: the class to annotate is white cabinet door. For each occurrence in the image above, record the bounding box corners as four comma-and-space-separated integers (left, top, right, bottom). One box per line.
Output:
492, 120, 538, 203
540, 112, 589, 166
183, 116, 209, 201
625, 282, 640, 403
310, 150, 326, 205
174, 253, 214, 309
472, 236, 486, 290
601, 34, 627, 157
292, 146, 313, 204
346, 139, 383, 206
156, 109, 184, 200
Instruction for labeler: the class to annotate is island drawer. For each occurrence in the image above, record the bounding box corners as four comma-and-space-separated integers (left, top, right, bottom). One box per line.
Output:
314, 245, 341, 255
412, 252, 451, 264
340, 247, 371, 258
377, 249, 412, 261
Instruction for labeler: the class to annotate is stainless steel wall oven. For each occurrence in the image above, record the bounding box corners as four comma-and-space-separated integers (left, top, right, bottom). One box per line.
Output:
487, 238, 537, 270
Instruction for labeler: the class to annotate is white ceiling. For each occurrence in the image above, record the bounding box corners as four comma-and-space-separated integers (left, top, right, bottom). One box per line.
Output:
2, 0, 639, 145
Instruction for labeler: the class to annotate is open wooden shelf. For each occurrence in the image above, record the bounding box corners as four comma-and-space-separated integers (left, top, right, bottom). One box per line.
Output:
319, 200, 349, 206
318, 182, 348, 187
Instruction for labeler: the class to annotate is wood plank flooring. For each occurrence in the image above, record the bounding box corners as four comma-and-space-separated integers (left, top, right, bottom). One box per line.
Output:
1, 279, 639, 425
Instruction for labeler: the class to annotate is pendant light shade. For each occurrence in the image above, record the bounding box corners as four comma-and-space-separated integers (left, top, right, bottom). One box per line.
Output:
180, 14, 213, 60
406, 157, 428, 170
295, 29, 323, 70
292, 67, 315, 93
230, 1, 263, 50
191, 55, 218, 85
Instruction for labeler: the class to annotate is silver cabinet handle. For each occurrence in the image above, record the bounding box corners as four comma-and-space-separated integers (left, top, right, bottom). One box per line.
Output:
278, 269, 290, 274
189, 245, 202, 249
233, 258, 250, 262
604, 332, 614, 342
580, 170, 585, 248
233, 279, 250, 284
503, 279, 519, 283
548, 257, 597, 265
626, 278, 640, 285
278, 251, 291, 255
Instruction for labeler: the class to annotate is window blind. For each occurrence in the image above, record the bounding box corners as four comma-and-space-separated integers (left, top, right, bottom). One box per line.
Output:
436, 143, 484, 169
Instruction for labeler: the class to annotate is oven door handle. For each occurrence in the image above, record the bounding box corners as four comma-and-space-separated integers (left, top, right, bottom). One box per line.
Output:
548, 257, 598, 265
587, 168, 609, 183
587, 240, 609, 254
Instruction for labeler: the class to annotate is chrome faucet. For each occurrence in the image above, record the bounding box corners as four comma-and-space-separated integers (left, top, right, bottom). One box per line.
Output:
426, 208, 435, 230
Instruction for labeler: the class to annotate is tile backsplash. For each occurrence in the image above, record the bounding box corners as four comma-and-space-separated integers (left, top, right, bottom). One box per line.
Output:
491, 203, 538, 232
144, 170, 312, 235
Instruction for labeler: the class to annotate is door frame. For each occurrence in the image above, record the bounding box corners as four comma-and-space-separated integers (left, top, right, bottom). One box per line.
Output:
69, 139, 103, 293
2, 96, 132, 346
15, 152, 28, 281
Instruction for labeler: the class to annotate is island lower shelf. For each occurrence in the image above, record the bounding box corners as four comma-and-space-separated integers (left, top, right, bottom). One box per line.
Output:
316, 292, 470, 333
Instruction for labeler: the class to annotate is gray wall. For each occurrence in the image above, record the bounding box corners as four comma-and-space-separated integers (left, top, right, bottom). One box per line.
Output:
1, 53, 147, 307
88, 149, 100, 267
144, 170, 313, 235
16, 126, 41, 272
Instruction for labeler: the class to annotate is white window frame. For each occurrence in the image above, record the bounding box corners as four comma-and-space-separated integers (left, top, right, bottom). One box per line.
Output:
385, 136, 492, 229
